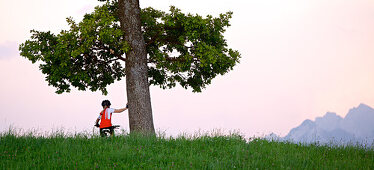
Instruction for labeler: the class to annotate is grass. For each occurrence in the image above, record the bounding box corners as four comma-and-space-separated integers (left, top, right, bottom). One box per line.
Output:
0, 130, 373, 169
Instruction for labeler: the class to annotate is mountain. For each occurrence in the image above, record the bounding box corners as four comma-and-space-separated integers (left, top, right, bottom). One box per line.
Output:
282, 103, 374, 146
341, 104, 374, 140
315, 112, 342, 131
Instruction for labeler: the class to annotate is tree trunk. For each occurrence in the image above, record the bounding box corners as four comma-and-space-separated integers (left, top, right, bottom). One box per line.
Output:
118, 0, 155, 134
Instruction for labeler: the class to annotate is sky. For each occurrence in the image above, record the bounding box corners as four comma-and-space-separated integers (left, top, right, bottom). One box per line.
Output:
0, 0, 373, 137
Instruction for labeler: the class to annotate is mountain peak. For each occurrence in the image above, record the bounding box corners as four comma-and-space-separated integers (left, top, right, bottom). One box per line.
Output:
323, 112, 342, 119
315, 112, 342, 131
342, 103, 374, 138
357, 103, 373, 110
315, 112, 342, 123
346, 103, 374, 118
301, 119, 314, 126
283, 103, 374, 146
349, 103, 373, 112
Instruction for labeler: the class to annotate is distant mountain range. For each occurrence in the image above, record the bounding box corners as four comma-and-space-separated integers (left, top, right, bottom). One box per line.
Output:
266, 104, 374, 147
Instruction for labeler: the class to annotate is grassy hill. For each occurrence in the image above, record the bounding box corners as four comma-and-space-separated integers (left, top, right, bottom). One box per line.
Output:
0, 131, 373, 169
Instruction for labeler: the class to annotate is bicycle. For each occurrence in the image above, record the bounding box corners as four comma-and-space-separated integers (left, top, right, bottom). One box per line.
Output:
94, 124, 120, 137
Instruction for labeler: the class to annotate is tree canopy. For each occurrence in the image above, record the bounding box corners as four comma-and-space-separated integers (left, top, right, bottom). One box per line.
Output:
19, 1, 240, 95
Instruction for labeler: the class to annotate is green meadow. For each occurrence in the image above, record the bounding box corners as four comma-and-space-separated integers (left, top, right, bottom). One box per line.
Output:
0, 130, 373, 169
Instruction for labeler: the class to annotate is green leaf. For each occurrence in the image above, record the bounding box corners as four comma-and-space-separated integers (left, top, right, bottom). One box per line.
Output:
19, 1, 240, 94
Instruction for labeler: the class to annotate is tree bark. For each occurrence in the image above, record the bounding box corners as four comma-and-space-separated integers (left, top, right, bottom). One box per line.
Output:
118, 0, 155, 134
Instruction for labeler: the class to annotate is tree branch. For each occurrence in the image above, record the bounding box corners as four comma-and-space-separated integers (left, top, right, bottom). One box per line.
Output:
147, 55, 200, 63
118, 55, 126, 61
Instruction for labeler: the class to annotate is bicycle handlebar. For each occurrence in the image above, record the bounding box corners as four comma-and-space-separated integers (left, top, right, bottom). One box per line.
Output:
94, 125, 120, 128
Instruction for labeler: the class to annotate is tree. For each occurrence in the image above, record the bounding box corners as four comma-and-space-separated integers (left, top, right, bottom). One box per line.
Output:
19, 0, 241, 134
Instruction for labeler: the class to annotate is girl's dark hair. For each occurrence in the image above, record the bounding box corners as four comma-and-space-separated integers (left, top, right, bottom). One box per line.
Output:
101, 100, 111, 107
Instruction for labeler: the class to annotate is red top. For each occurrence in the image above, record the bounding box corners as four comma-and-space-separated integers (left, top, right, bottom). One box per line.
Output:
99, 108, 112, 128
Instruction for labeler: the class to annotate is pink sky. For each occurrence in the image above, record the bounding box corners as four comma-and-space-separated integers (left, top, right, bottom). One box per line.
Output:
0, 0, 373, 137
